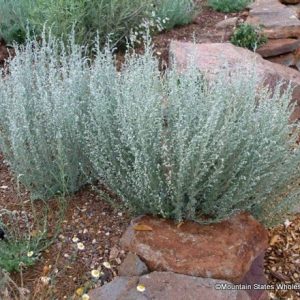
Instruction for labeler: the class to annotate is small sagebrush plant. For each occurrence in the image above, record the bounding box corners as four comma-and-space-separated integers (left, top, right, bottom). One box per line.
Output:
1, 33, 300, 226
231, 23, 267, 51
0, 32, 92, 199
208, 0, 252, 13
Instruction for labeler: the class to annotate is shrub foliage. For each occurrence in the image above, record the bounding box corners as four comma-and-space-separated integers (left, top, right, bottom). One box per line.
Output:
231, 23, 267, 51
0, 0, 197, 46
0, 34, 300, 226
208, 0, 252, 13
0, 33, 92, 199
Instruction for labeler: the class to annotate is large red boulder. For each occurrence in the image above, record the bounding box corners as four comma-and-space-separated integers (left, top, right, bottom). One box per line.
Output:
120, 213, 268, 283
169, 41, 300, 120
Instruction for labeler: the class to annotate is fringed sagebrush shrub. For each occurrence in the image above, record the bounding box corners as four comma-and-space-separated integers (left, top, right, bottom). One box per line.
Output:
85, 46, 300, 225
0, 33, 92, 199
1, 33, 300, 225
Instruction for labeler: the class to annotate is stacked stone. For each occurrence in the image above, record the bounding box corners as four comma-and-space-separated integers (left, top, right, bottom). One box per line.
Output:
89, 213, 269, 300
247, 0, 300, 70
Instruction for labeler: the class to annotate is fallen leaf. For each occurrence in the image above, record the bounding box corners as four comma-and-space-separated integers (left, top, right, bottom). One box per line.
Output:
284, 219, 292, 228
76, 287, 84, 297
133, 224, 153, 231
269, 270, 290, 282
103, 262, 111, 269
42, 265, 50, 276
270, 235, 280, 246
177, 222, 184, 229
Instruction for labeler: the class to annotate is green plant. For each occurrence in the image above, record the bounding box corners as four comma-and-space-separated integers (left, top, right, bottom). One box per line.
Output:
0, 0, 34, 44
1, 33, 300, 226
0, 0, 198, 47
208, 0, 251, 13
0, 185, 66, 273
0, 32, 92, 199
153, 0, 197, 30
85, 43, 300, 226
231, 23, 267, 51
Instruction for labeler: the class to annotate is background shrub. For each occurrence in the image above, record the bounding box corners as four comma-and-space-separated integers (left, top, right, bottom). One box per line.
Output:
231, 23, 267, 51
208, 0, 252, 13
0, 0, 198, 47
0, 0, 33, 44
1, 34, 300, 226
153, 0, 197, 30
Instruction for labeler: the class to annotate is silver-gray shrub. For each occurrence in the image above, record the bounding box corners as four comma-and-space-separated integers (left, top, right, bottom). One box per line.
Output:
85, 49, 300, 225
1, 34, 300, 225
0, 33, 92, 199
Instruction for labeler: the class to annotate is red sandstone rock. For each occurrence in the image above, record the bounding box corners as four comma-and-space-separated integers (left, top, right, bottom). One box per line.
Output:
281, 0, 300, 4
288, 3, 300, 17
0, 45, 10, 64
120, 213, 268, 283
247, 0, 300, 39
118, 252, 149, 277
268, 52, 296, 67
241, 253, 270, 300
169, 40, 300, 120
89, 272, 252, 300
257, 39, 300, 57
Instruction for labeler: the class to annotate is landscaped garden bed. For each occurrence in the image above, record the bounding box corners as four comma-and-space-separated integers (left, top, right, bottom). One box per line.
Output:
2, 1, 300, 300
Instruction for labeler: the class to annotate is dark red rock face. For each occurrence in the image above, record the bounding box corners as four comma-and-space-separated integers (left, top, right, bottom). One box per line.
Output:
120, 213, 268, 283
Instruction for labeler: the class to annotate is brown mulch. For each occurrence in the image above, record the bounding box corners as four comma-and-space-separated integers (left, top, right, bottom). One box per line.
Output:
1, 2, 300, 300
265, 216, 300, 300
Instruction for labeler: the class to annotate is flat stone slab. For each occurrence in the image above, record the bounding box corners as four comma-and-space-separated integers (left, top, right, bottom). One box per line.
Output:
89, 272, 251, 300
257, 38, 300, 57
268, 52, 296, 66
288, 3, 300, 17
118, 252, 149, 277
120, 213, 268, 283
247, 0, 300, 38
